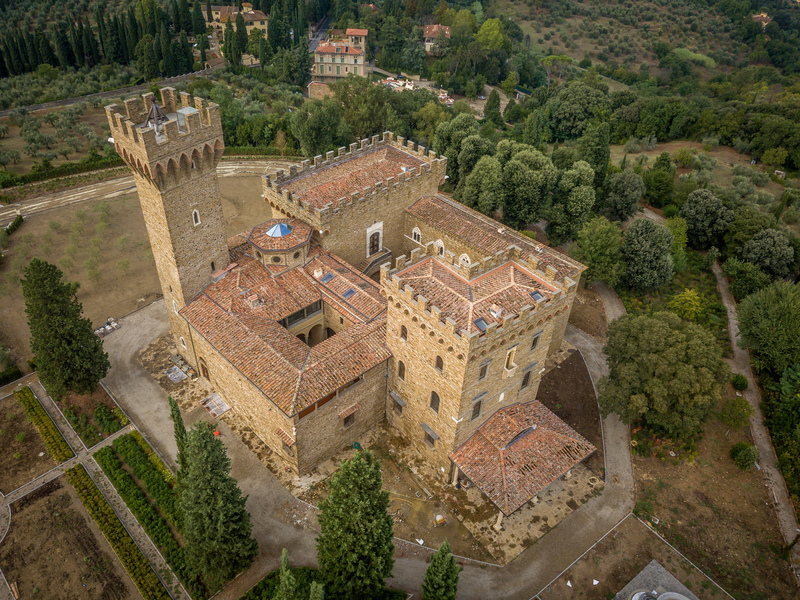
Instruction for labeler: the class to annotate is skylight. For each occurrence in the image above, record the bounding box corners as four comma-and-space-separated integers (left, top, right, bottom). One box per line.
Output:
321, 273, 334, 284
266, 222, 293, 238
342, 288, 356, 299
474, 318, 487, 332
531, 291, 544, 302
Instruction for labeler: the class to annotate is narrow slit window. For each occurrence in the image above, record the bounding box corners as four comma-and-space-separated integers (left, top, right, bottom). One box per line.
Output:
192, 210, 200, 226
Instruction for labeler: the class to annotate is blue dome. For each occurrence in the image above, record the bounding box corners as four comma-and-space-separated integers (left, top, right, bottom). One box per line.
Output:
266, 222, 293, 238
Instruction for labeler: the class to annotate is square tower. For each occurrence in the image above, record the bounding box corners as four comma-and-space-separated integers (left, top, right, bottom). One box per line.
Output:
106, 88, 229, 353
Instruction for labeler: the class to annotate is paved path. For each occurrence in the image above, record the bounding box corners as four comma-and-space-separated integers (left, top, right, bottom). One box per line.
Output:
711, 263, 800, 581
0, 378, 190, 600
0, 159, 299, 226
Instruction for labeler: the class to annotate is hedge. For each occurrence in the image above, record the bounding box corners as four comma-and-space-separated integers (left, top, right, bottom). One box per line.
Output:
131, 430, 175, 485
222, 146, 303, 159
0, 154, 124, 189
4, 214, 23, 233
14, 386, 74, 461
0, 364, 22, 386
66, 464, 171, 600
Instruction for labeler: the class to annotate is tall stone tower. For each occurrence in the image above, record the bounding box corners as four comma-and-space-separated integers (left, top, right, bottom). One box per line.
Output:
106, 88, 229, 351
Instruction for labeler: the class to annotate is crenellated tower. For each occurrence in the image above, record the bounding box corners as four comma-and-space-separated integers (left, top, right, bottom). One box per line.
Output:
106, 88, 230, 352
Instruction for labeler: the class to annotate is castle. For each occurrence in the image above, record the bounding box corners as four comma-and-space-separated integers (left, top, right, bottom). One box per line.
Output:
107, 88, 595, 517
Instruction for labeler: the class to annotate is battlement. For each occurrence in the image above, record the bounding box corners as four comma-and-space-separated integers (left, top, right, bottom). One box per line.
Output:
380, 242, 577, 343
262, 132, 446, 223
106, 87, 224, 178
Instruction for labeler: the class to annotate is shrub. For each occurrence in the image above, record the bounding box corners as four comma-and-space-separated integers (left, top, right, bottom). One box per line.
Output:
663, 204, 679, 218
731, 373, 749, 391
719, 395, 753, 429
0, 364, 22, 386
14, 386, 73, 461
730, 442, 757, 470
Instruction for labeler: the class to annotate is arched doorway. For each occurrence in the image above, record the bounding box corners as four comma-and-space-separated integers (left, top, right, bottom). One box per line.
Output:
309, 324, 324, 347
297, 333, 307, 344
369, 231, 381, 256
325, 327, 335, 339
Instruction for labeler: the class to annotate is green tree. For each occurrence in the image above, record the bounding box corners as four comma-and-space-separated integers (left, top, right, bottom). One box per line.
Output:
522, 109, 549, 148
546, 160, 595, 245
642, 165, 674, 208
21, 259, 110, 399
433, 112, 480, 184
740, 228, 794, 279
192, 2, 206, 36
273, 549, 299, 600
723, 206, 775, 259
679, 189, 734, 250
459, 155, 503, 216
483, 89, 502, 126
308, 582, 324, 600
603, 170, 644, 222
422, 540, 462, 600
577, 122, 610, 189
502, 149, 558, 229
182, 421, 258, 590
316, 450, 394, 600
135, 34, 158, 79
501, 72, 517, 97
573, 216, 624, 287
762, 147, 788, 170
168, 395, 187, 475
665, 216, 688, 272
739, 282, 800, 375
547, 81, 609, 138
411, 101, 450, 147
722, 258, 771, 301
600, 311, 729, 438
623, 219, 674, 291
291, 99, 350, 158
668, 288, 703, 321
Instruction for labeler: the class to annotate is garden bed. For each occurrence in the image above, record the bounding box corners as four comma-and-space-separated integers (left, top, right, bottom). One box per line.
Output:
0, 476, 141, 600
0, 392, 55, 494
13, 386, 74, 462
61, 385, 129, 448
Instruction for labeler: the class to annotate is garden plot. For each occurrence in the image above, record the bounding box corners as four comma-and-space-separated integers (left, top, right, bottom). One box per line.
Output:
61, 384, 129, 448
0, 392, 55, 494
0, 476, 141, 600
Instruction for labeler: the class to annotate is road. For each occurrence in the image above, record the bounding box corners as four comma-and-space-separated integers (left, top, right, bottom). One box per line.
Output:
0, 159, 299, 225
308, 17, 332, 53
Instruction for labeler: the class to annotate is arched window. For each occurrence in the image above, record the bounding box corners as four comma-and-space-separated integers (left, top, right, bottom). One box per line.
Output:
435, 356, 443, 372
192, 210, 200, 226
412, 227, 422, 243
398, 361, 405, 381
369, 231, 381, 256
180, 337, 186, 349
430, 391, 440, 412
400, 325, 408, 341
459, 254, 471, 266
173, 300, 179, 313
435, 239, 444, 257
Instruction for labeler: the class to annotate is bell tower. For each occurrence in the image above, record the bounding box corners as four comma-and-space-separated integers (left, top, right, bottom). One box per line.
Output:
105, 87, 229, 351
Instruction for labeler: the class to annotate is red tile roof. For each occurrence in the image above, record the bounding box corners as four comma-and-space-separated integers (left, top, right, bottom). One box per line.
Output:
394, 257, 560, 334
339, 403, 361, 419
315, 43, 364, 55
180, 245, 390, 416
276, 427, 295, 446
422, 24, 450, 39
346, 28, 369, 36
247, 218, 313, 251
279, 146, 424, 210
450, 401, 596, 515
406, 196, 584, 281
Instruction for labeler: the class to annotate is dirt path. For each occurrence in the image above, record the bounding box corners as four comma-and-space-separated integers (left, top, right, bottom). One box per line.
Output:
0, 374, 190, 600
0, 159, 299, 226
711, 263, 800, 583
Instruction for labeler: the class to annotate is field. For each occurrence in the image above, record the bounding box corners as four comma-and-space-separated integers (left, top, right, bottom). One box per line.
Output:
0, 392, 55, 493
631, 396, 797, 599
0, 476, 141, 600
493, 0, 742, 77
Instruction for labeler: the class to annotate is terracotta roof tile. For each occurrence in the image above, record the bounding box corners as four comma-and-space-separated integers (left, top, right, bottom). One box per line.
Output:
247, 219, 313, 252
395, 257, 561, 334
276, 427, 295, 446
315, 44, 364, 55
406, 196, 584, 281
279, 146, 424, 210
450, 401, 596, 515
346, 28, 368, 36
339, 403, 361, 419
180, 244, 389, 416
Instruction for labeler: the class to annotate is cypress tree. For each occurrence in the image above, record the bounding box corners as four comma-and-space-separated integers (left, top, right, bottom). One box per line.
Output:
35, 30, 59, 67
52, 23, 74, 68
273, 549, 298, 600
171, 0, 181, 31
70, 21, 85, 67
168, 395, 187, 475
235, 12, 247, 56
21, 259, 110, 400
179, 0, 192, 33
22, 29, 39, 71
182, 421, 258, 590
0, 49, 8, 78
316, 450, 394, 600
308, 583, 324, 600
5, 36, 23, 75
126, 11, 139, 59
192, 2, 206, 36
422, 540, 462, 600
206, 0, 213, 24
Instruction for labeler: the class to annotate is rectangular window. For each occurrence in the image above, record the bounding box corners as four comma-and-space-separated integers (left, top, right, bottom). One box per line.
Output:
421, 423, 439, 447
343, 413, 354, 427
283, 442, 294, 455
424, 432, 435, 447
521, 370, 531, 390
337, 66, 341, 75
287, 309, 305, 327
478, 362, 489, 381
307, 300, 322, 316
394, 399, 403, 415
505, 348, 516, 370
531, 333, 541, 351
471, 401, 481, 421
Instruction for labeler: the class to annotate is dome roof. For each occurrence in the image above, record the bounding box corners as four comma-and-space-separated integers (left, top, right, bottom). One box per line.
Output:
266, 222, 293, 238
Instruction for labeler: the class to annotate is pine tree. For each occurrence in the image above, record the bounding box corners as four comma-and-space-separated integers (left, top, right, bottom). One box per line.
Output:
272, 549, 299, 600
182, 421, 258, 590
21, 259, 110, 400
308, 583, 324, 600
422, 541, 462, 600
316, 450, 394, 599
